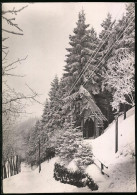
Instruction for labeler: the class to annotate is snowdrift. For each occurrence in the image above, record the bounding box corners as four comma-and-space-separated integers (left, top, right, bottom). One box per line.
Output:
3, 158, 91, 193
3, 107, 135, 193
84, 107, 136, 192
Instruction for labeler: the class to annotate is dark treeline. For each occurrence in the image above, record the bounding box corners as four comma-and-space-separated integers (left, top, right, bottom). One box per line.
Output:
25, 3, 134, 168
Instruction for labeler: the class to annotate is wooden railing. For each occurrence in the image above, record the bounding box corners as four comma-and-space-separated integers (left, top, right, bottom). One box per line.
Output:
92, 154, 109, 177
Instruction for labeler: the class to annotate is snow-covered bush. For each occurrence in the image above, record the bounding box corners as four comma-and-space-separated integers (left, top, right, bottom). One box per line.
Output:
54, 163, 98, 190
54, 163, 86, 187
86, 175, 98, 190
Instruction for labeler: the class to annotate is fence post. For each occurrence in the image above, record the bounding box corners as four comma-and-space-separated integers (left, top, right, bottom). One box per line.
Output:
101, 163, 104, 174
124, 103, 126, 120
39, 138, 41, 173
115, 115, 118, 153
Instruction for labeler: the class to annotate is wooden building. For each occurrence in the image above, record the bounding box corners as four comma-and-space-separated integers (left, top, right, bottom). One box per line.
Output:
63, 85, 107, 139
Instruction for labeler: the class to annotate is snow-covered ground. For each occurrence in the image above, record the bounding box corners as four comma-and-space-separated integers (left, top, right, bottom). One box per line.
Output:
84, 107, 136, 192
3, 157, 91, 193
3, 107, 136, 193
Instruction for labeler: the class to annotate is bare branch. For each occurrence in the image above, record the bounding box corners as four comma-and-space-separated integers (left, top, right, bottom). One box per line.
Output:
2, 28, 23, 35
2, 49, 7, 54
31, 97, 44, 105
2, 5, 28, 15
4, 56, 28, 69
3, 65, 17, 72
25, 84, 44, 105
3, 95, 35, 105
2, 45, 9, 50
3, 73, 25, 77
2, 16, 23, 32
2, 37, 9, 42
2, 50, 9, 62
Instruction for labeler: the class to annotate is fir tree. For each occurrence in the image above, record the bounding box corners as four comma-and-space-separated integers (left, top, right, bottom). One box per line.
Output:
113, 3, 135, 55
40, 75, 63, 150
62, 10, 101, 128
63, 10, 99, 94
56, 121, 83, 165
84, 27, 100, 95
48, 75, 62, 130
93, 13, 115, 125
26, 120, 41, 165
49, 75, 59, 108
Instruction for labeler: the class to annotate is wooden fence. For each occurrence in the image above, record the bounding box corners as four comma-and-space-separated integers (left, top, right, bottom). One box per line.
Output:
2, 155, 21, 179
92, 154, 109, 177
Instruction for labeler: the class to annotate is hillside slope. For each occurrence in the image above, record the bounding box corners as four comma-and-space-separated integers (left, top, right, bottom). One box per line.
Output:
3, 108, 135, 193
83, 107, 136, 192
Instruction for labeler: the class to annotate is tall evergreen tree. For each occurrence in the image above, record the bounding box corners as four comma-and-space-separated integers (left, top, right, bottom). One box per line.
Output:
63, 10, 99, 95
26, 120, 41, 165
62, 10, 102, 128
113, 3, 135, 55
40, 75, 63, 149
84, 27, 100, 95
93, 13, 115, 125
48, 75, 62, 130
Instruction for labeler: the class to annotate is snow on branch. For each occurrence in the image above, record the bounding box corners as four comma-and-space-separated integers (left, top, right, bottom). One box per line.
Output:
103, 52, 135, 111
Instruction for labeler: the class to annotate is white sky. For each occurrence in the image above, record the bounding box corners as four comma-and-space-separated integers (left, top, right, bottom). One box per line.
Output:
2, 2, 127, 120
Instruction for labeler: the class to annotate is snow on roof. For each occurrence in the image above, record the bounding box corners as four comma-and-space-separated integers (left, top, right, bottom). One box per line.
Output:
63, 85, 107, 121
79, 85, 91, 97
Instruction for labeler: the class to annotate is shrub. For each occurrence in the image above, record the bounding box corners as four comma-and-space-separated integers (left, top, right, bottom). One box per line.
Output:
54, 163, 98, 190
86, 175, 98, 190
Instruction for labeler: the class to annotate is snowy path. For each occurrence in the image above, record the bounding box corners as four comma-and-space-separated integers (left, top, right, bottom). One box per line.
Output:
3, 158, 91, 193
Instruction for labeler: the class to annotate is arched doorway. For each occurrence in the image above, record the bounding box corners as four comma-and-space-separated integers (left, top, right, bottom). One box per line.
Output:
83, 118, 94, 138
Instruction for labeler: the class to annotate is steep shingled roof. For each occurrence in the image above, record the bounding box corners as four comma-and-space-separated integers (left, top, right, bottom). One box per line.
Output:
63, 85, 107, 121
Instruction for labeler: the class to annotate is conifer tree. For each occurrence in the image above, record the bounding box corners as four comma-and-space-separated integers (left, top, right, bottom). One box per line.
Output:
93, 13, 115, 125
56, 121, 83, 165
41, 99, 50, 124
62, 10, 102, 128
40, 75, 63, 149
84, 27, 100, 95
26, 120, 41, 165
63, 10, 99, 95
113, 3, 135, 55
48, 75, 62, 130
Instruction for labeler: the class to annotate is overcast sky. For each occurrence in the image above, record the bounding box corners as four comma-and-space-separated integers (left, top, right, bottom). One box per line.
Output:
2, 2, 127, 120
